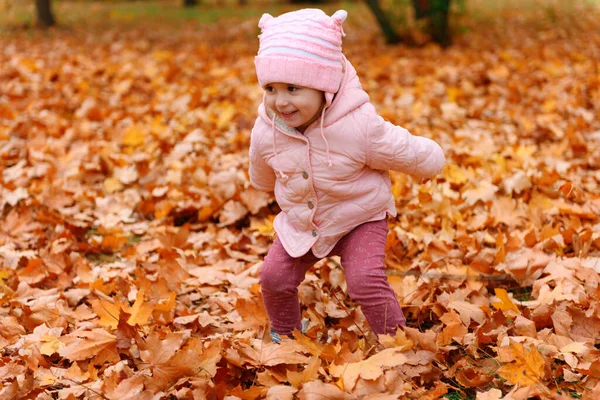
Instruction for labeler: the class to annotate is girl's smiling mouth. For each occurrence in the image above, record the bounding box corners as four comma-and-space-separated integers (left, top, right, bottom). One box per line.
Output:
280, 111, 297, 119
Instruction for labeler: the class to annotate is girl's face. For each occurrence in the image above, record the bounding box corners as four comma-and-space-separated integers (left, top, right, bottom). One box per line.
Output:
264, 83, 325, 132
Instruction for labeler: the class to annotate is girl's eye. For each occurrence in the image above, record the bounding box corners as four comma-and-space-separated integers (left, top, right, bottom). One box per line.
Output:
288, 86, 298, 92
265, 86, 275, 93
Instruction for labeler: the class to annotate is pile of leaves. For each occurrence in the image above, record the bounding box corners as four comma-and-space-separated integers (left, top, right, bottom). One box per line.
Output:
1, 4, 600, 399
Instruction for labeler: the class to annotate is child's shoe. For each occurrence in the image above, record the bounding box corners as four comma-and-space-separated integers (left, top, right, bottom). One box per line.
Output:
270, 330, 282, 344
270, 318, 309, 344
301, 318, 309, 334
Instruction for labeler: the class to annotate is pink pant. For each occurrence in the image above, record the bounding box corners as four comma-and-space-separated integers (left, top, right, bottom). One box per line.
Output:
260, 219, 406, 336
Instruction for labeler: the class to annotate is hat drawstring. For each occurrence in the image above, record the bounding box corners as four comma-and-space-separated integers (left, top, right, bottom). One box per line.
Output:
272, 113, 288, 179
319, 107, 333, 167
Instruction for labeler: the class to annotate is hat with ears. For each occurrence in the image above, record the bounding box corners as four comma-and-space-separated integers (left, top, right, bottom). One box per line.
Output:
255, 8, 348, 104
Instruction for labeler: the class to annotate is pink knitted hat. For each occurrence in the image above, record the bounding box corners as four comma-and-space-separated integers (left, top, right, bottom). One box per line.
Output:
255, 8, 348, 95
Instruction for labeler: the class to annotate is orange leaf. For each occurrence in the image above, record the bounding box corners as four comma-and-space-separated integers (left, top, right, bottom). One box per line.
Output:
91, 298, 121, 329
58, 329, 117, 361
497, 342, 546, 387
125, 289, 154, 326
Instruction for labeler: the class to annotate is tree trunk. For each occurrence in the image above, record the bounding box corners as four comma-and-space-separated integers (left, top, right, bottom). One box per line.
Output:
183, 0, 198, 6
412, 0, 430, 19
364, 0, 400, 44
35, 0, 55, 27
412, 0, 452, 47
430, 0, 451, 47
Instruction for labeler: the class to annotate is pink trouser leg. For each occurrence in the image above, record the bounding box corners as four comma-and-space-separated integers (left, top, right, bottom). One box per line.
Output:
260, 219, 406, 337
335, 219, 406, 335
260, 238, 318, 336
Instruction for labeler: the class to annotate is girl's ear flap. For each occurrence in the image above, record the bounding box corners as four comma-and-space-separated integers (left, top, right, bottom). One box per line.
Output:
258, 13, 274, 30
331, 10, 348, 26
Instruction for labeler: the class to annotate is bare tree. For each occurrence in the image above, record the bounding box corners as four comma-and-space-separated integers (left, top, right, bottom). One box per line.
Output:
35, 0, 55, 27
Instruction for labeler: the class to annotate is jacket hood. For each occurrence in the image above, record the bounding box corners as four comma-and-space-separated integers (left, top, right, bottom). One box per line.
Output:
257, 56, 371, 130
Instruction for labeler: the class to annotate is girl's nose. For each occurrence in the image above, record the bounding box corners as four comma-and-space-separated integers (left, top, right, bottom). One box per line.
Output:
275, 94, 289, 108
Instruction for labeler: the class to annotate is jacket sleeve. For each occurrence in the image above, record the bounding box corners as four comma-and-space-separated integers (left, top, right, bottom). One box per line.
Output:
248, 123, 276, 192
365, 114, 446, 179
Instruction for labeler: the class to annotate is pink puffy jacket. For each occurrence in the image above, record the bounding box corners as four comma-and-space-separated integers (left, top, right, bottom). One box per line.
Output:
249, 58, 446, 258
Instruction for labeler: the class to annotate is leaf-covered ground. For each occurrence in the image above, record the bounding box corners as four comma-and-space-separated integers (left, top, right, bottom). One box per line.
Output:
1, 2, 600, 399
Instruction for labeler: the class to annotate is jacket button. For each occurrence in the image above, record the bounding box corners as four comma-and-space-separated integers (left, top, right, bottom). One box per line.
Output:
302, 171, 309, 179
307, 201, 314, 209
312, 230, 318, 237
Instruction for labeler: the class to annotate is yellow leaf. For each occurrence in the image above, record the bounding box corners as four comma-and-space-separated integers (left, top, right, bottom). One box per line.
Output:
154, 292, 176, 313
122, 125, 146, 147
0, 270, 9, 285
153, 50, 173, 62
126, 289, 154, 326
104, 177, 123, 193
446, 86, 460, 103
542, 99, 556, 113
379, 327, 414, 350
492, 288, 520, 314
249, 216, 275, 236
154, 200, 173, 220
498, 343, 545, 387
20, 58, 38, 72
39, 334, 65, 355
514, 145, 536, 160
217, 104, 235, 130
444, 163, 468, 186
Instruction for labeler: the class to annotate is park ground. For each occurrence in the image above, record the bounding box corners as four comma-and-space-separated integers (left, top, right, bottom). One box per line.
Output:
1, 1, 600, 399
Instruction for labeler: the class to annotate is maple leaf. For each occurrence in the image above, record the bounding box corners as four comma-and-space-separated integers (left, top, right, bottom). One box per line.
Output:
226, 339, 309, 368
378, 327, 414, 350
240, 188, 271, 214
491, 288, 521, 314
230, 297, 269, 331
266, 385, 298, 400
497, 342, 546, 387
329, 348, 409, 392
461, 181, 499, 206
292, 331, 341, 362
287, 355, 320, 388
125, 289, 154, 326
218, 200, 248, 227
446, 299, 486, 326
103, 374, 146, 400
91, 297, 122, 329
438, 310, 468, 346
58, 328, 118, 361
140, 331, 186, 366
297, 380, 348, 400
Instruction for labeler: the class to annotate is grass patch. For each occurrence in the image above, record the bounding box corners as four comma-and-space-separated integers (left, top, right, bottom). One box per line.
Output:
509, 286, 534, 303
0, 0, 362, 30
443, 390, 476, 400
0, 0, 270, 29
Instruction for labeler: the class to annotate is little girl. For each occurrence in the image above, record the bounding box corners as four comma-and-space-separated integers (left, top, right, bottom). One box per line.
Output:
249, 8, 446, 342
